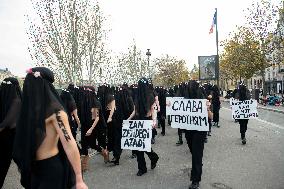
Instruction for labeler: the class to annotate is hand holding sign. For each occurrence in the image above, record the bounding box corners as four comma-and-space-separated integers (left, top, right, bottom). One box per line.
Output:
166, 97, 209, 131
121, 120, 152, 152
166, 101, 171, 107
231, 99, 258, 119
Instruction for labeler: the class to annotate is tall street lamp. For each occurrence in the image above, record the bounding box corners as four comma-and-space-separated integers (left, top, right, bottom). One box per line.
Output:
146, 49, 151, 78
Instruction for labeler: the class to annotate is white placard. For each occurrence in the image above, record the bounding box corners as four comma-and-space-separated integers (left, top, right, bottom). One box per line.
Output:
166, 97, 209, 131
121, 120, 152, 152
231, 99, 258, 119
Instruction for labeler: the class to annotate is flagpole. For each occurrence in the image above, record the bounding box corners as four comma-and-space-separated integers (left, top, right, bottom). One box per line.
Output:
215, 8, 220, 89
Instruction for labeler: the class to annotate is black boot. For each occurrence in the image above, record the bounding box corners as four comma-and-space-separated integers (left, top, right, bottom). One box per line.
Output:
241, 133, 246, 145
137, 169, 147, 176
241, 133, 245, 139
216, 122, 220, 128
176, 140, 183, 146
151, 155, 159, 169
204, 136, 208, 143
242, 138, 246, 145
189, 182, 200, 189
110, 157, 120, 165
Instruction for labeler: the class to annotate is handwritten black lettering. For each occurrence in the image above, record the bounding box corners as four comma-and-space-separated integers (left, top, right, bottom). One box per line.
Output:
55, 111, 71, 142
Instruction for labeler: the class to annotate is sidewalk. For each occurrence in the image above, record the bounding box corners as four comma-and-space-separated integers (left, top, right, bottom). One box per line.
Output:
257, 104, 284, 114
221, 98, 284, 114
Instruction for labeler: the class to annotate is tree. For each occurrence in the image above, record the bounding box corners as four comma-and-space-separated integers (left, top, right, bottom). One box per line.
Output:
245, 0, 280, 95
190, 64, 199, 80
115, 41, 149, 84
272, 4, 284, 67
27, 0, 109, 86
220, 27, 265, 84
153, 55, 190, 87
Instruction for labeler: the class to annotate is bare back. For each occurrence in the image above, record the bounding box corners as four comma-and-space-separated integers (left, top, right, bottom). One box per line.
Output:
36, 114, 60, 160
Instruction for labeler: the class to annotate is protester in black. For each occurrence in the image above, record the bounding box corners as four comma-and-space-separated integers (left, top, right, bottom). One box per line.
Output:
105, 92, 116, 154
111, 85, 135, 165
134, 78, 159, 176
85, 90, 109, 165
13, 67, 87, 189
212, 85, 221, 127
175, 82, 187, 146
0, 77, 22, 188
184, 80, 207, 189
60, 90, 81, 139
156, 87, 167, 136
237, 84, 249, 145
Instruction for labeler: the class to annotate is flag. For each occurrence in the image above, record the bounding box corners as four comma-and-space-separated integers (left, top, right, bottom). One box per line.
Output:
209, 10, 217, 34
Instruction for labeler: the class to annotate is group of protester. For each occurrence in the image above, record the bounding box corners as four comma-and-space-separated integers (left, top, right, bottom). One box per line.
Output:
0, 67, 251, 189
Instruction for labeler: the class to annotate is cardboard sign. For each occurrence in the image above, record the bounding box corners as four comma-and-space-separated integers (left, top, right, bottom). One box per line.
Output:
230, 98, 258, 119
121, 120, 152, 152
166, 97, 209, 131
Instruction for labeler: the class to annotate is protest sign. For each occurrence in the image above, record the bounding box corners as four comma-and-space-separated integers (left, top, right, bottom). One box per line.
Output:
231, 98, 258, 119
166, 97, 209, 131
121, 120, 152, 152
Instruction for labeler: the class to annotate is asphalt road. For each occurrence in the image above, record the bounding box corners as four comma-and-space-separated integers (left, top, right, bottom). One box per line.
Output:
3, 107, 284, 189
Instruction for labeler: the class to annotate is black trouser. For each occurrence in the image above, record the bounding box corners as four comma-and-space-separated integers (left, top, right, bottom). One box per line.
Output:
238, 119, 248, 138
209, 119, 212, 132
160, 118, 166, 134
135, 149, 159, 172
152, 128, 157, 139
31, 154, 65, 189
113, 125, 122, 160
213, 108, 220, 123
107, 122, 115, 152
185, 130, 207, 183
0, 129, 15, 188
167, 115, 172, 126
92, 126, 107, 153
81, 122, 107, 155
178, 128, 184, 142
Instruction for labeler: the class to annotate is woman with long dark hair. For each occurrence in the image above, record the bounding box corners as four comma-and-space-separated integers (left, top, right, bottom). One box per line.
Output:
134, 78, 159, 176
13, 67, 87, 189
0, 77, 22, 188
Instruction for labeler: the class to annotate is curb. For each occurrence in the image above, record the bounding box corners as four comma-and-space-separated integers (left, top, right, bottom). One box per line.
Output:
221, 100, 284, 114
257, 106, 284, 114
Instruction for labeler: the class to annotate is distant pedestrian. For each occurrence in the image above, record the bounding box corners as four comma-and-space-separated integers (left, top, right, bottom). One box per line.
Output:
237, 84, 249, 145
212, 85, 221, 127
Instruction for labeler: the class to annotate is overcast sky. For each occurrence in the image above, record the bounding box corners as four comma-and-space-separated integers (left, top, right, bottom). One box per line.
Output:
0, 0, 281, 77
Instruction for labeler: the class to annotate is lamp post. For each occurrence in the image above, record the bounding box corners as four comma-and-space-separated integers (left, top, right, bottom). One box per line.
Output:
146, 49, 151, 78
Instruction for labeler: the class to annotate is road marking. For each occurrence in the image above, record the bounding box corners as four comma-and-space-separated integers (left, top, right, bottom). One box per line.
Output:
222, 107, 284, 130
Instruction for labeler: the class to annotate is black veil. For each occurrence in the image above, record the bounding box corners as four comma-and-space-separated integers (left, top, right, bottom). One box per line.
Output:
239, 84, 248, 101
13, 67, 74, 188
185, 80, 204, 99
0, 77, 22, 129
135, 78, 154, 118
